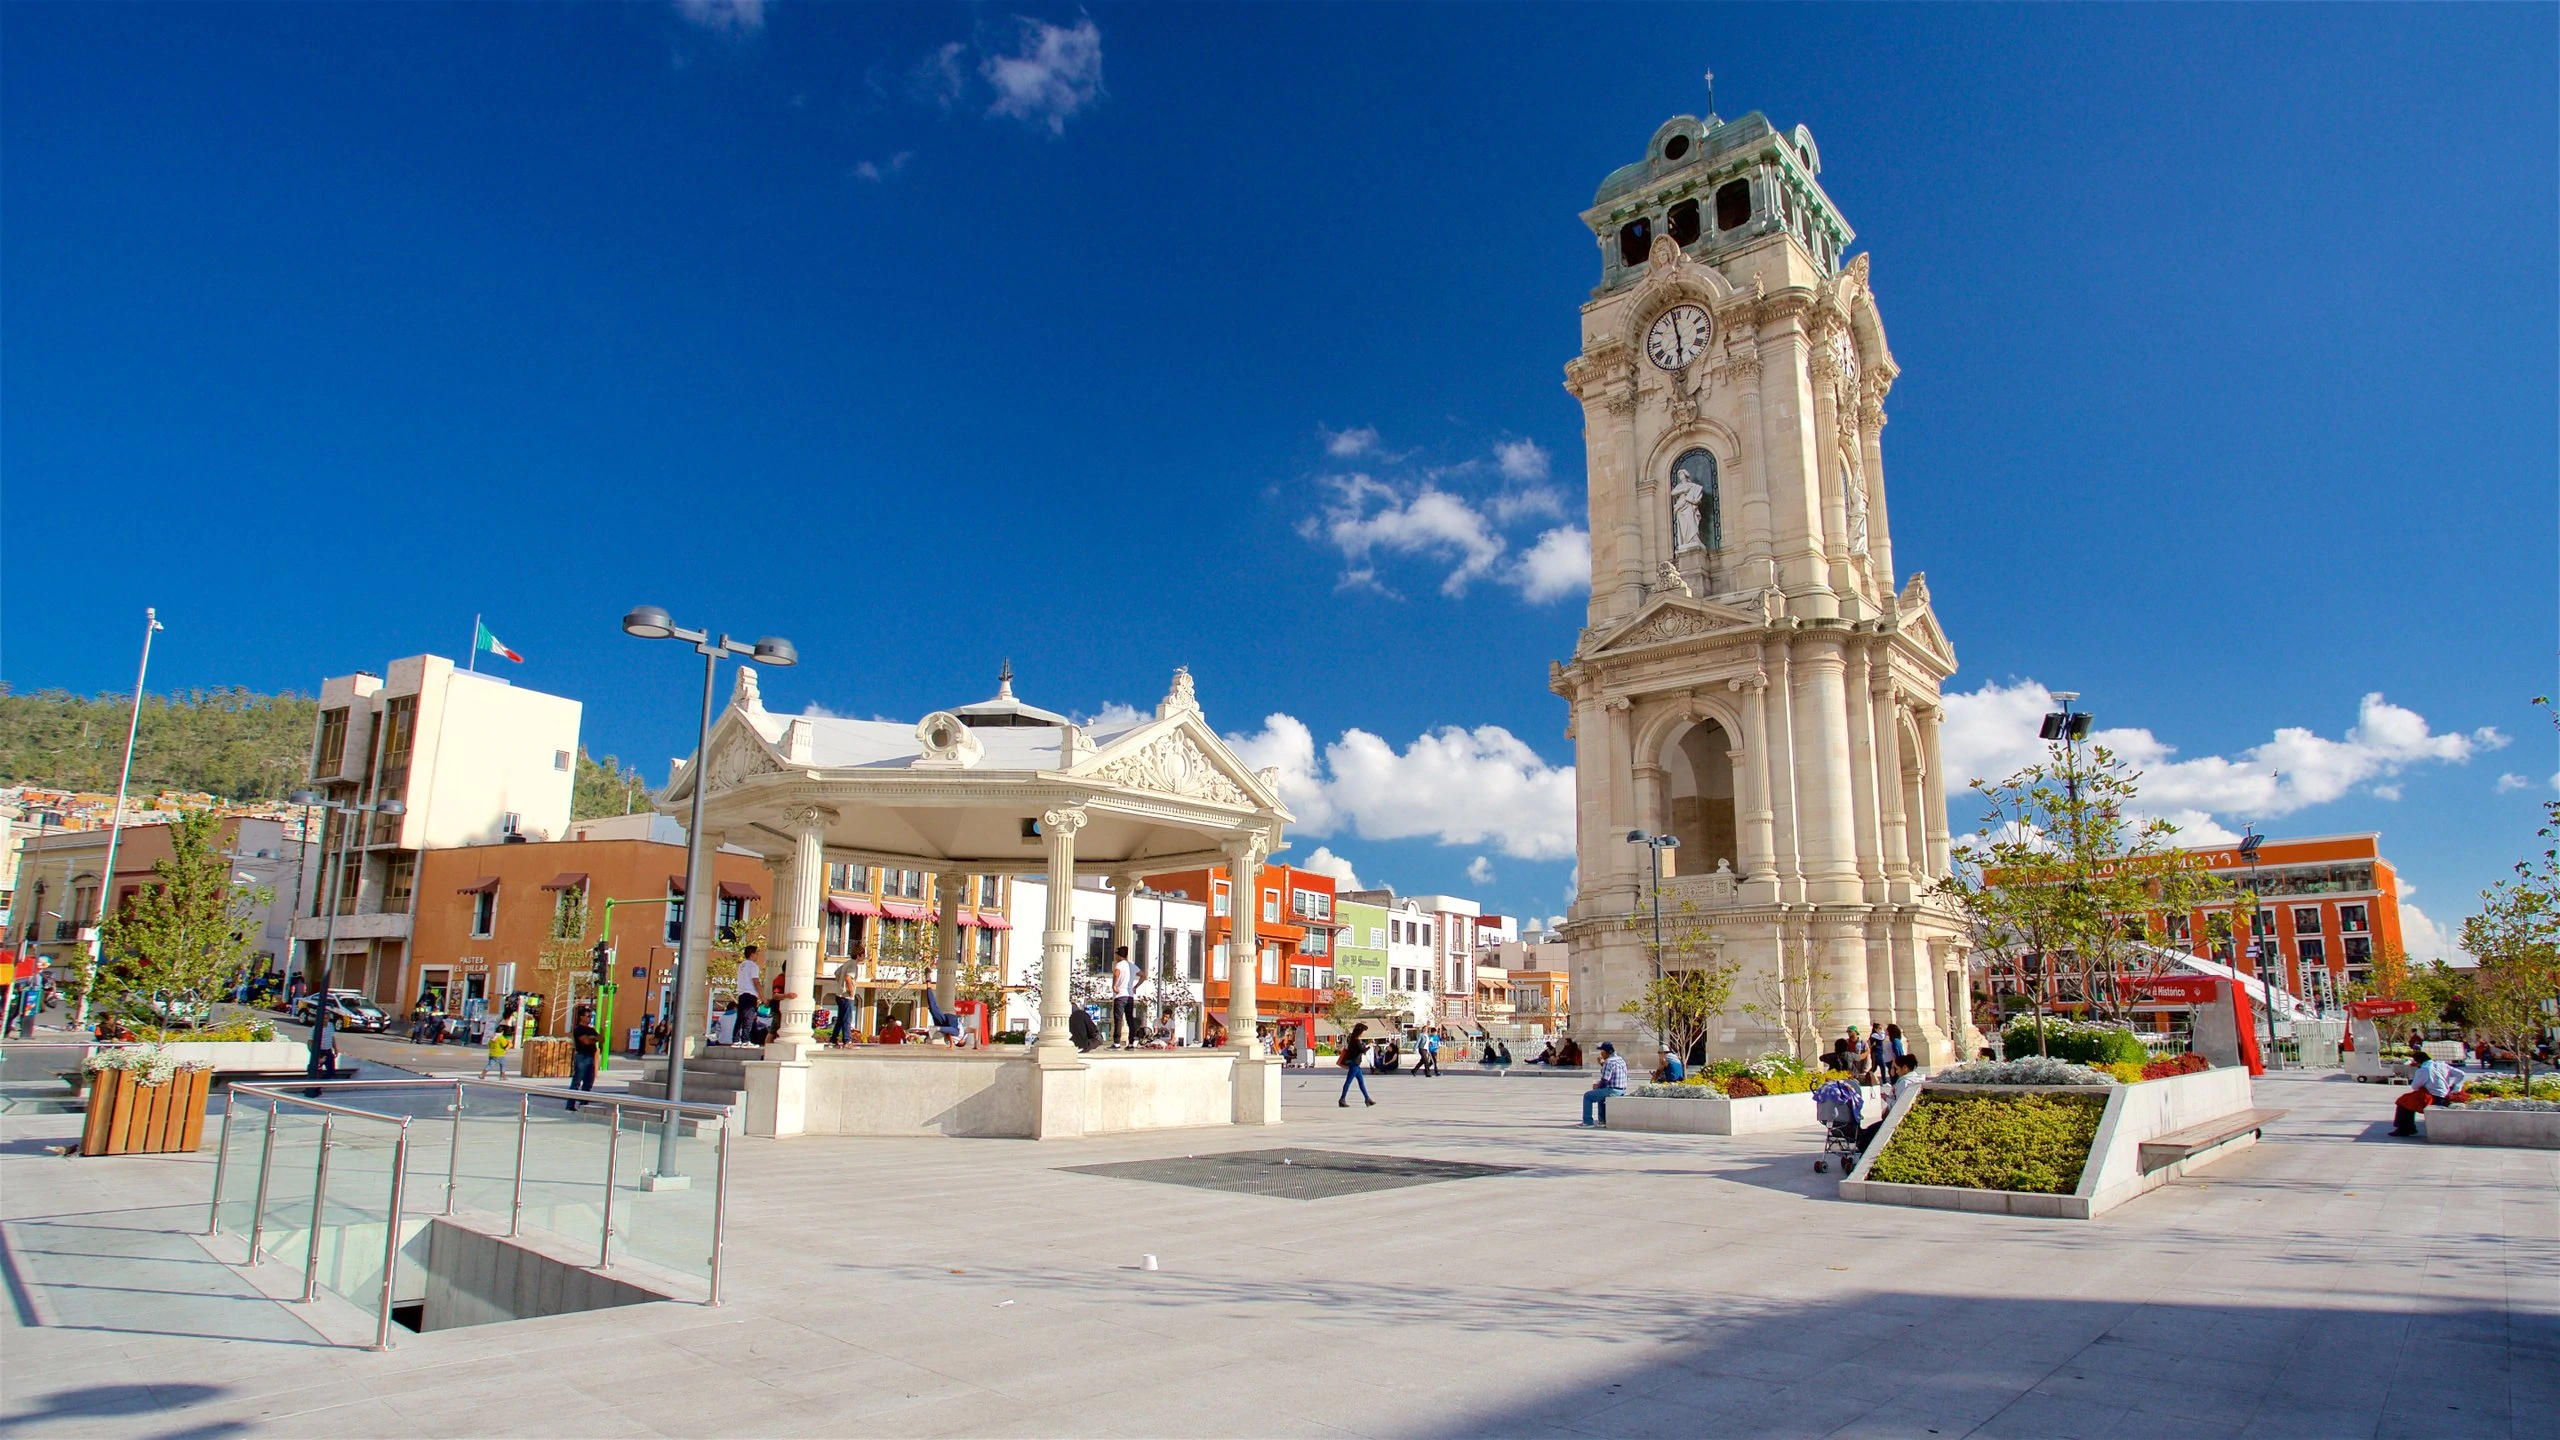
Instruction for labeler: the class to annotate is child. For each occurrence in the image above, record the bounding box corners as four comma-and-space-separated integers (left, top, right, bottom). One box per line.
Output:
480, 1027, 512, 1078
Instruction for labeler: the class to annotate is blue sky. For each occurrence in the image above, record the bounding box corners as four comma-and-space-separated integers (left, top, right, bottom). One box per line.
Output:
4, 3, 2553, 951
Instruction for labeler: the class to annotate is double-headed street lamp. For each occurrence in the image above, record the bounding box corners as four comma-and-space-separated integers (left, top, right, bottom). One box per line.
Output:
1626, 829, 1680, 1052
622, 606, 795, 1183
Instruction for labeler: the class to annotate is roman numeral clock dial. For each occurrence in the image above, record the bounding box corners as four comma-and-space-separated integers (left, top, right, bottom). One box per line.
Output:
1645, 303, 1712, 369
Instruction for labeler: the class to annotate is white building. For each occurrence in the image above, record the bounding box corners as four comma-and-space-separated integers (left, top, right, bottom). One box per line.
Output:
999, 875, 1211, 1043
291, 654, 581, 996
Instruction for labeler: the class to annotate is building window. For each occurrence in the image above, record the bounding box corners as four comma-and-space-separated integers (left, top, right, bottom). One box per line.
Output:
1132, 924, 1153, 974
665, 888, 686, 945
1618, 216, 1652, 266
1261, 889, 1279, 923
716, 894, 748, 936
1366, 977, 1384, 999
337, 857, 363, 912
2292, 907, 2322, 935
1187, 932, 1204, 982
1666, 198, 1700, 246
1212, 942, 1228, 980
2298, 938, 2326, 966
2339, 905, 2368, 933
1085, 921, 1113, 971
1261, 946, 1280, 984
978, 875, 1003, 907
2252, 908, 2277, 938
383, 853, 416, 909
1303, 928, 1330, 956
470, 890, 496, 939
975, 927, 998, 968
1421, 922, 1435, 948
825, 912, 851, 957
314, 708, 349, 776
2344, 935, 2373, 963
2165, 913, 2192, 944
1212, 881, 1230, 917
1715, 178, 1752, 231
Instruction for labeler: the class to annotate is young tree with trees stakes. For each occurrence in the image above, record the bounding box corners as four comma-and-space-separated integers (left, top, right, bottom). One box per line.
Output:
94, 809, 273, 1025
1620, 898, 1737, 1059
1939, 736, 2232, 1053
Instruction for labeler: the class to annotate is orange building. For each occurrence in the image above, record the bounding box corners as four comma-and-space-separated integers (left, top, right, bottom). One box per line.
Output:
2163, 833, 2405, 1006
1146, 861, 1340, 1052
409, 839, 768, 1039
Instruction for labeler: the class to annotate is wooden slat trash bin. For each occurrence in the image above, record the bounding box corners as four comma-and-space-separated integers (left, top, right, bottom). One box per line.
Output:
519, 1036, 573, 1079
80, 1066, 215, 1156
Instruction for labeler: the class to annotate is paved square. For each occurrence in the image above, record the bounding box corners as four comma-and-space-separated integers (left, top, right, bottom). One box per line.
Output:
1063, 1146, 1521, 1200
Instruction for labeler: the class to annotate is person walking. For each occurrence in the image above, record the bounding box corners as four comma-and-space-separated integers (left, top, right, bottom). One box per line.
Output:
305, 1005, 339, 1080
567, 1005, 600, 1111
1418, 1028, 1441, 1077
1867, 1023, 1889, 1079
1338, 1022, 1376, 1107
1109, 946, 1140, 1049
1580, 1041, 1629, 1125
480, 1025, 512, 1078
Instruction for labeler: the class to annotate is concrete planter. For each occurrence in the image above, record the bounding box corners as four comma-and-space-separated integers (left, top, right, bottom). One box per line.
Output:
1841, 1067, 2259, 1220
1606, 1087, 1880, 1135
2424, 1106, 2560, 1149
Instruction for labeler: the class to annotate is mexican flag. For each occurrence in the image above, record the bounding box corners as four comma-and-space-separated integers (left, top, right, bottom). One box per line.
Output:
474, 619, 524, 664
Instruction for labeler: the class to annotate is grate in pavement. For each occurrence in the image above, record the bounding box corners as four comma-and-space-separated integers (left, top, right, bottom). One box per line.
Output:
1062, 1147, 1520, 1200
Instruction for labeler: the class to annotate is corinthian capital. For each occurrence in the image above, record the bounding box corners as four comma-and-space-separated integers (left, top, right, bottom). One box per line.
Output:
1224, 831, 1268, 867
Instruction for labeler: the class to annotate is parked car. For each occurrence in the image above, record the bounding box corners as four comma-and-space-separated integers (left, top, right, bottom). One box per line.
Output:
294, 989, 390, 1033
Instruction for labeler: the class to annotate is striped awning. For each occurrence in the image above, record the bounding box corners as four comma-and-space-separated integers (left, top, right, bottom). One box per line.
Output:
454, 876, 500, 895
962, 911, 1012, 930
827, 896, 880, 917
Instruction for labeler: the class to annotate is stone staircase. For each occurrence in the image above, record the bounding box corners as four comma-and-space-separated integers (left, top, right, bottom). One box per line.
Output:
621, 1051, 751, 1129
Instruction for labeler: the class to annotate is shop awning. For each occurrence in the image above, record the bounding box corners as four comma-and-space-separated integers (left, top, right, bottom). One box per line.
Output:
454, 876, 500, 895
961, 911, 1012, 930
718, 880, 762, 901
540, 872, 589, 891
879, 902, 936, 922
827, 895, 880, 917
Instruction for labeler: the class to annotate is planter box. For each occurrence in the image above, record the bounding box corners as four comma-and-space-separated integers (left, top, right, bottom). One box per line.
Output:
2424, 1107, 2560, 1149
1841, 1067, 2259, 1220
80, 1067, 214, 1156
1606, 1087, 1881, 1136
520, 1037, 573, 1079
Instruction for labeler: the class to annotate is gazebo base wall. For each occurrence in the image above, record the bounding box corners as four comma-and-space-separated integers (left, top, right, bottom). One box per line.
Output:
743, 1049, 1280, 1139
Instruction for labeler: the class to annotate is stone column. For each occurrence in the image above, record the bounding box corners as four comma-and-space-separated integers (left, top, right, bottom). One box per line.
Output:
1808, 337, 1855, 602
767, 805, 829, 1059
1793, 633, 1860, 905
1609, 391, 1646, 617
1631, 762, 1668, 854
1858, 388, 1896, 593
1763, 640, 1801, 903
1729, 334, 1774, 587
1758, 302, 1834, 618
1225, 834, 1264, 1055
1111, 873, 1136, 971
933, 870, 963, 1027
1733, 674, 1778, 898
1034, 807, 1087, 1065
679, 829, 725, 1058
1843, 640, 1883, 899
1918, 706, 1952, 879
1874, 684, 1910, 894
1902, 764, 1929, 880
1606, 697, 1639, 897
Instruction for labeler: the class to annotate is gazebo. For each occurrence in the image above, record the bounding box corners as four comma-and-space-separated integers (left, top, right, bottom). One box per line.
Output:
660, 664, 1294, 1139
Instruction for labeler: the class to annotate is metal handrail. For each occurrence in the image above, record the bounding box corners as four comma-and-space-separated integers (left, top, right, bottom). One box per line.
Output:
210, 1075, 732, 1344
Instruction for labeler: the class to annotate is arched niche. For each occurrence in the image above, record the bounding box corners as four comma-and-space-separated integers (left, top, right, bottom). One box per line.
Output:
1657, 718, 1739, 876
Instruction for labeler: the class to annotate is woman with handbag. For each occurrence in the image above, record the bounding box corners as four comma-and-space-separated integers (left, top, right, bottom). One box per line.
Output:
1338, 1022, 1376, 1108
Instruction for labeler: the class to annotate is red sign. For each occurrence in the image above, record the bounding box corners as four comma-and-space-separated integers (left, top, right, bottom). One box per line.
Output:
2136, 976, 2221, 1004
2348, 998, 2418, 1019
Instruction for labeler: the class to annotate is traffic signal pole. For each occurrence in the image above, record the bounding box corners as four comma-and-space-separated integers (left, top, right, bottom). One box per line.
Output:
595, 898, 673, 1075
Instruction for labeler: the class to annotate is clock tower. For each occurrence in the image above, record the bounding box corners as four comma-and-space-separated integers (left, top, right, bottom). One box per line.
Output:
1549, 106, 1974, 1064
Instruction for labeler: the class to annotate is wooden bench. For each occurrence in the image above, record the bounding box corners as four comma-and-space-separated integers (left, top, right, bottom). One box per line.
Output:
2139, 1108, 2286, 1173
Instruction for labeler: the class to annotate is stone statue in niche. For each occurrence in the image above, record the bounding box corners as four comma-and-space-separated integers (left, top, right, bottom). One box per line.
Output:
1846, 471, 1871, 557
1671, 469, 1706, 553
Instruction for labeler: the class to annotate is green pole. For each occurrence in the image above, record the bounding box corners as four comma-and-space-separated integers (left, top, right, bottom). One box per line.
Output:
598, 901, 619, 1075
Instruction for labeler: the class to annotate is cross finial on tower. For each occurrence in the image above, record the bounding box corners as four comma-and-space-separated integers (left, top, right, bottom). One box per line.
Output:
997, 658, 1015, 699
1704, 70, 1717, 123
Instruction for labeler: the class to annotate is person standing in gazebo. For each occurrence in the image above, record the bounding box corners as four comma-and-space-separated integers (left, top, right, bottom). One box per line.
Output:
1109, 946, 1140, 1049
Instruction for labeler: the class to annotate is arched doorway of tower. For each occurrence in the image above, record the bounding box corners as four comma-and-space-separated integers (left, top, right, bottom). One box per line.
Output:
1657, 720, 1739, 877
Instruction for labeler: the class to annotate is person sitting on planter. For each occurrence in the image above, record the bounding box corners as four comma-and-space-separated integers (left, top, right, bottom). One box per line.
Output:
1857, 1056, 1922, 1152
1651, 1049, 1686, 1084
1580, 1042, 1629, 1126
2392, 1047, 2468, 1136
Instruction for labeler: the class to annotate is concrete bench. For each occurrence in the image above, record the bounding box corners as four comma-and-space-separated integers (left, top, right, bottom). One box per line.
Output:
2138, 1107, 2285, 1173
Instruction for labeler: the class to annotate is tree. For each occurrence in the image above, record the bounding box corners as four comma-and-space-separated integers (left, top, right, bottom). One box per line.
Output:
0, 684, 318, 799
1739, 923, 1836, 1062
94, 809, 271, 1022
571, 749, 653, 821
1939, 738, 2234, 1045
1324, 980, 1364, 1031
1621, 894, 1736, 1057
534, 884, 605, 1036
2457, 741, 2560, 1079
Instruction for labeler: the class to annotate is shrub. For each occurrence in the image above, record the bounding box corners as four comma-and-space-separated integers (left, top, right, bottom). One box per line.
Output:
2140, 1052, 2213, 1081
84, 1046, 213, 1086
1747, 1052, 1807, 1079
1868, 1091, 2108, 1194
1932, 1055, 2117, 1087
2100, 1061, 2147, 1085
1724, 1075, 1769, 1098
1704, 1058, 1752, 1082
1632, 1081, 1725, 1099
2461, 1075, 2560, 1100
2455, 1098, 2560, 1112
1998, 1017, 2150, 1067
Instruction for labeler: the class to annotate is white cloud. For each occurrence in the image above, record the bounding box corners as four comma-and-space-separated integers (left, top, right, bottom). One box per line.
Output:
674, 0, 764, 34
1940, 680, 2499, 833
981, 16, 1103, 134
1494, 438, 1550, 483
1509, 526, 1590, 603
1465, 855, 1495, 884
1298, 846, 1364, 891
853, 152, 915, 183
1228, 713, 1576, 861
1323, 425, 1379, 458
911, 41, 969, 109
1072, 701, 1147, 728
1312, 476, 1508, 597
2401, 901, 2463, 963
2495, 773, 2531, 793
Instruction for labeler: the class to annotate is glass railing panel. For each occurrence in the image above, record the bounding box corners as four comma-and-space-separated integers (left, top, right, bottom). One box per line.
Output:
251, 1108, 326, 1268
308, 1114, 404, 1313
510, 1097, 612, 1263
213, 1096, 268, 1236
612, 1107, 720, 1288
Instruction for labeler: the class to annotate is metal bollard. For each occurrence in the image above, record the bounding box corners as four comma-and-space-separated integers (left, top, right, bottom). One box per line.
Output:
373, 1120, 410, 1352
599, 1103, 621, 1269
246, 1099, 280, 1265
445, 1079, 463, 1216
205, 1097, 238, 1236
707, 1113, 729, 1307
508, 1091, 529, 1237
301, 1116, 334, 1302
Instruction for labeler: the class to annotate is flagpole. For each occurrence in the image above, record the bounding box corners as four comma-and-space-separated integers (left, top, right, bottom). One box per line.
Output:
79, 608, 160, 1029
469, 614, 480, 673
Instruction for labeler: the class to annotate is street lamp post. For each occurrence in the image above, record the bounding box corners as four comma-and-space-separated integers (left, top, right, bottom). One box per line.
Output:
2240, 827, 2285, 1069
622, 606, 795, 1184
2029, 691, 2096, 1057
1625, 829, 1681, 1053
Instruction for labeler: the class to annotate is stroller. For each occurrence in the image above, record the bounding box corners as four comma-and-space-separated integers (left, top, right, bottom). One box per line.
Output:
1812, 1078, 1864, 1174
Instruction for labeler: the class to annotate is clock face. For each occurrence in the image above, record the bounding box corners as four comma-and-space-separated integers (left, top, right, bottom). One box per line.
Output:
1645, 304, 1712, 370
1833, 332, 1859, 384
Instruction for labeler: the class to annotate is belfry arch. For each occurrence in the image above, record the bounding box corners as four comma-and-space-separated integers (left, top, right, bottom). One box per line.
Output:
1657, 719, 1739, 875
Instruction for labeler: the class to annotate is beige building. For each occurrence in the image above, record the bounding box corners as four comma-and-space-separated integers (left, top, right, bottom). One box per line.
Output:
291, 655, 581, 997
1550, 107, 1972, 1064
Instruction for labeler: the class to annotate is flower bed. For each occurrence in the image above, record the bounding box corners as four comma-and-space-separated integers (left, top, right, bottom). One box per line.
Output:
2460, 1075, 2560, 1101
2456, 1098, 2560, 1112
80, 1047, 216, 1156
1997, 1018, 2149, 1067
1866, 1091, 2108, 1194
1931, 1055, 2116, 1087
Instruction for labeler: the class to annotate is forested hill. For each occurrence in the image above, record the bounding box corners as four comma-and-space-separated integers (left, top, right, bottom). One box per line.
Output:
0, 685, 320, 800
1, 683, 658, 819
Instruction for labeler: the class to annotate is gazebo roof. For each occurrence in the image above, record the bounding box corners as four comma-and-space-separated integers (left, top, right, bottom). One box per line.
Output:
661, 664, 1291, 875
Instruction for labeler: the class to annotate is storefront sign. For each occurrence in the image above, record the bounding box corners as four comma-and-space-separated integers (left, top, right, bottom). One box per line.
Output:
2135, 976, 2220, 1004
2347, 998, 2418, 1019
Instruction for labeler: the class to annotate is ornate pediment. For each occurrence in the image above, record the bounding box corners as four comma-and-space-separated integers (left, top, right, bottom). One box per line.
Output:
1088, 726, 1254, 808
1585, 595, 1765, 659
1890, 574, 1956, 671
704, 729, 786, 794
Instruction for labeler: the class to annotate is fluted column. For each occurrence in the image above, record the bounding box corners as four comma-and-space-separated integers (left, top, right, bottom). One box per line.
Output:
1632, 762, 1668, 852
1605, 697, 1638, 895
1918, 706, 1952, 878
768, 805, 830, 1058
1763, 641, 1801, 903
1858, 388, 1896, 593
933, 869, 963, 1023
1729, 327, 1774, 588
1610, 389, 1645, 617
1758, 301, 1834, 617
1035, 807, 1087, 1063
1875, 682, 1910, 893
1843, 641, 1884, 899
1733, 674, 1777, 893
1794, 633, 1859, 904
1225, 835, 1265, 1054
1808, 337, 1855, 602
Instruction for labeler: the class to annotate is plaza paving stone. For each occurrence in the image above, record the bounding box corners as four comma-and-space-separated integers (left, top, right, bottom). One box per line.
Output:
2, 1066, 2553, 1437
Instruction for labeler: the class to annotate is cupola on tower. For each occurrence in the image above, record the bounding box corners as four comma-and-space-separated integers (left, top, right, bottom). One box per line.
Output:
1548, 103, 1974, 1066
